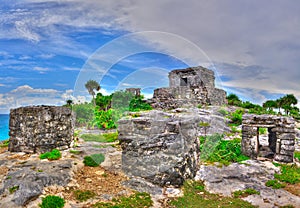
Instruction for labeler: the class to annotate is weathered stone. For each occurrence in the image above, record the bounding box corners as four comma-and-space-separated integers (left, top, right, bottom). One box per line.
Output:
242, 114, 295, 163
9, 106, 75, 153
149, 66, 227, 109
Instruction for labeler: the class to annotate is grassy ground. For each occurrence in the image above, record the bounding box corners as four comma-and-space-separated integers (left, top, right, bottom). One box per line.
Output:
80, 132, 118, 143
169, 180, 257, 208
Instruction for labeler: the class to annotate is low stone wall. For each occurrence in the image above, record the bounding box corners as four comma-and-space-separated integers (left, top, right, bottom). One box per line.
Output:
9, 106, 74, 153
242, 114, 295, 163
118, 110, 201, 187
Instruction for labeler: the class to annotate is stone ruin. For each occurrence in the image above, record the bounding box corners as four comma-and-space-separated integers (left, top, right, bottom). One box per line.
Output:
242, 114, 295, 163
118, 110, 201, 187
150, 66, 227, 109
9, 106, 74, 154
125, 88, 141, 97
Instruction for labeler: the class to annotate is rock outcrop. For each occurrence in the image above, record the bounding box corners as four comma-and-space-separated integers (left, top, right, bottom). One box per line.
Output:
9, 106, 75, 154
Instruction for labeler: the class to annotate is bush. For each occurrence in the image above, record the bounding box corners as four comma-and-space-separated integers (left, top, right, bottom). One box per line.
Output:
74, 190, 96, 202
40, 149, 61, 160
259, 128, 267, 135
83, 153, 105, 167
265, 180, 286, 189
102, 132, 118, 142
9, 185, 19, 194
200, 134, 249, 165
129, 96, 152, 112
39, 195, 65, 208
72, 103, 95, 127
229, 109, 244, 125
0, 140, 9, 147
94, 108, 119, 129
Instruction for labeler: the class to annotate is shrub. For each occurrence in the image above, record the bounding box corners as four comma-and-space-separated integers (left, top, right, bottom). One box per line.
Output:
102, 132, 118, 142
0, 140, 9, 147
40, 149, 61, 160
265, 180, 286, 189
83, 153, 105, 167
200, 134, 249, 165
259, 128, 267, 135
74, 190, 96, 202
294, 152, 300, 161
218, 108, 228, 116
230, 109, 244, 125
233, 188, 260, 198
39, 195, 65, 208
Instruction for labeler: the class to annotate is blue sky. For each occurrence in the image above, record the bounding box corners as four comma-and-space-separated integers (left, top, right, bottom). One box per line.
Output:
0, 0, 300, 113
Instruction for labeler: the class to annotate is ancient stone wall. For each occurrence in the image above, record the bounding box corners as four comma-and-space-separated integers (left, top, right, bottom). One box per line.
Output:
242, 114, 295, 163
118, 110, 201, 187
150, 66, 227, 109
9, 106, 74, 153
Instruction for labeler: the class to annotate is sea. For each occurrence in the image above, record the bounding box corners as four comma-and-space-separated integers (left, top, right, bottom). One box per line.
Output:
0, 114, 9, 141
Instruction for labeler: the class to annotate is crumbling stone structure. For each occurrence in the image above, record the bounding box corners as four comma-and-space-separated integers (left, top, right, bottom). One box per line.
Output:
150, 66, 227, 109
242, 114, 295, 163
9, 106, 74, 153
118, 110, 201, 187
125, 88, 141, 97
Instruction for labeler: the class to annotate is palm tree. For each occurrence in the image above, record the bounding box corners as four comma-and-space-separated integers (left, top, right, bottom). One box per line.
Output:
66, 99, 73, 106
85, 80, 100, 106
262, 100, 277, 111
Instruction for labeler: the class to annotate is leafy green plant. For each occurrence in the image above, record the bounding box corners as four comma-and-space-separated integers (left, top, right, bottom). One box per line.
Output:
74, 190, 96, 202
72, 103, 95, 127
265, 180, 286, 189
93, 192, 153, 208
200, 134, 249, 165
39, 195, 65, 208
233, 188, 260, 198
274, 164, 300, 184
258, 128, 267, 135
83, 153, 105, 167
169, 180, 256, 208
294, 152, 300, 161
40, 149, 61, 160
129, 96, 152, 112
102, 132, 118, 142
9, 185, 19, 194
231, 126, 241, 134
218, 108, 229, 116
0, 140, 9, 147
229, 109, 244, 125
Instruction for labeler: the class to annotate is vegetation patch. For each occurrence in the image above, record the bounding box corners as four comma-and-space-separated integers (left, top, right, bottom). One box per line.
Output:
169, 180, 257, 208
39, 195, 65, 208
274, 164, 300, 184
83, 153, 105, 167
265, 180, 286, 189
200, 134, 249, 165
81, 132, 118, 143
93, 192, 153, 208
232, 188, 260, 198
294, 151, 300, 161
69, 149, 81, 155
39, 149, 61, 160
74, 190, 96, 202
0, 140, 9, 147
9, 185, 19, 194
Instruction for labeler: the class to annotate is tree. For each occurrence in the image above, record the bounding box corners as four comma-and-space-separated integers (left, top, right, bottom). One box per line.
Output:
280, 94, 298, 115
276, 97, 284, 114
262, 100, 277, 111
226, 93, 241, 106
66, 99, 73, 106
85, 80, 100, 106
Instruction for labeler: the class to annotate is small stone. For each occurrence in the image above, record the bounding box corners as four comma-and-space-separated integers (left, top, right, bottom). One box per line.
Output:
85, 178, 92, 183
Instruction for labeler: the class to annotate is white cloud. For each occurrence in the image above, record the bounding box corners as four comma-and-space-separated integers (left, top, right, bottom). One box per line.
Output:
33, 66, 50, 72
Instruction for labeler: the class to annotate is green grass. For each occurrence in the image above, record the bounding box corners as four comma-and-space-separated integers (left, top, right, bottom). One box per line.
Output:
81, 132, 118, 143
294, 151, 300, 161
9, 185, 19, 194
200, 134, 249, 165
83, 153, 105, 167
258, 128, 267, 135
39, 195, 65, 208
93, 192, 153, 208
274, 164, 300, 184
265, 179, 286, 189
74, 190, 96, 202
232, 188, 260, 198
169, 180, 257, 208
39, 149, 61, 160
0, 139, 9, 147
69, 150, 81, 155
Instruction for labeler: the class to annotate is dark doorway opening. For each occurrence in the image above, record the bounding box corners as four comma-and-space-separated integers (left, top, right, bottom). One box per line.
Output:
180, 77, 188, 86
257, 127, 277, 159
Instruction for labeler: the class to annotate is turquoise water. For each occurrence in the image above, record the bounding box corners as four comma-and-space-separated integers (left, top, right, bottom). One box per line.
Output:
0, 114, 9, 141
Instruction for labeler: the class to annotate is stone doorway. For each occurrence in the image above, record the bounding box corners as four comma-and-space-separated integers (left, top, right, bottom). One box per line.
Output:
242, 114, 295, 163
180, 77, 188, 86
256, 127, 276, 159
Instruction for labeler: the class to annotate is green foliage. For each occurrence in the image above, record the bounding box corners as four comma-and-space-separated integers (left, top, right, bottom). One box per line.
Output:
230, 126, 241, 134
93, 192, 153, 208
232, 188, 260, 198
39, 149, 61, 160
96, 93, 112, 110
39, 195, 65, 208
83, 153, 105, 167
218, 108, 229, 116
69, 150, 81, 155
129, 96, 152, 112
265, 180, 286, 189
229, 109, 244, 125
0, 139, 9, 147
169, 180, 256, 208
294, 152, 300, 161
274, 164, 300, 184
258, 128, 267, 135
9, 185, 19, 194
94, 108, 119, 129
200, 134, 249, 165
74, 190, 96, 202
72, 103, 95, 127
81, 132, 118, 143
227, 94, 242, 106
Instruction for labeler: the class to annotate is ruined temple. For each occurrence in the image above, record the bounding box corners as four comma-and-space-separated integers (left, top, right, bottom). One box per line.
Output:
150, 66, 227, 109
